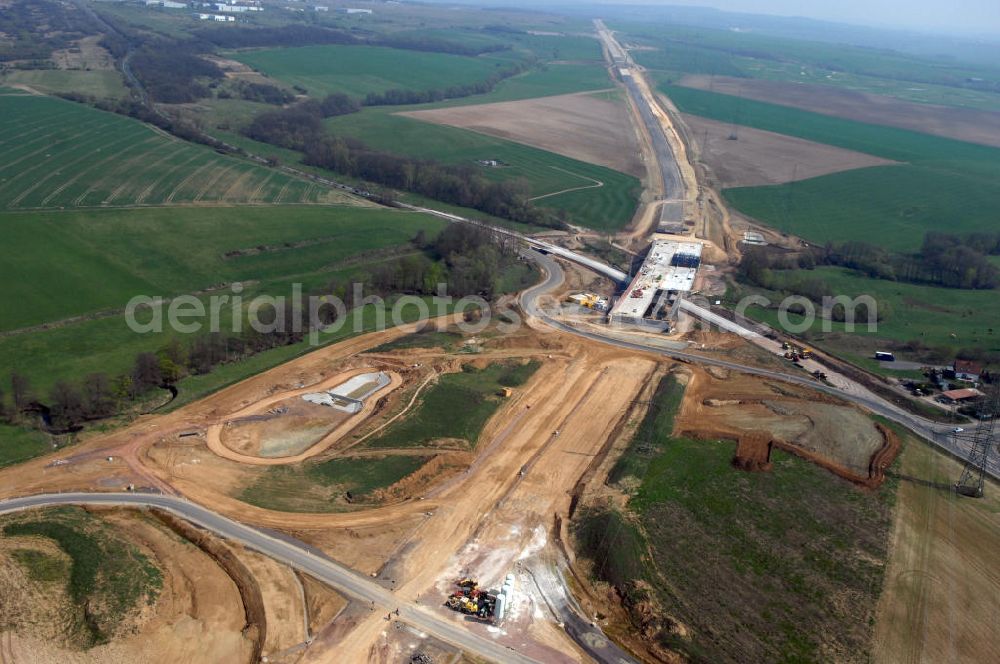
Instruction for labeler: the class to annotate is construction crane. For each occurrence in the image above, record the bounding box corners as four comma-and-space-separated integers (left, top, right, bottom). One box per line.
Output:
954, 384, 1000, 497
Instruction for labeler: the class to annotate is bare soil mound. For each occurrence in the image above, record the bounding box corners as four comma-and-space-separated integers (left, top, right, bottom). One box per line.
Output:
683, 113, 897, 187
679, 367, 898, 486
220, 398, 351, 458
0, 508, 252, 663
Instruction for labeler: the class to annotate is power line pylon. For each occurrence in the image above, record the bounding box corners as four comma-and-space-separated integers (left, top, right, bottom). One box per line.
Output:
955, 385, 1000, 498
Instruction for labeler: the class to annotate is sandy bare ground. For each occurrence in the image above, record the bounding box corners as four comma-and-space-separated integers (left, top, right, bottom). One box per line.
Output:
51, 36, 114, 71
208, 369, 401, 465
874, 435, 1000, 664
399, 90, 645, 177
682, 113, 898, 187
676, 366, 896, 483
233, 547, 308, 657
298, 347, 657, 663
0, 509, 254, 664
678, 74, 1000, 149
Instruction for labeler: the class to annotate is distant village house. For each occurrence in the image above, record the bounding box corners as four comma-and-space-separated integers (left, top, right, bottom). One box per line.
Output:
953, 359, 984, 383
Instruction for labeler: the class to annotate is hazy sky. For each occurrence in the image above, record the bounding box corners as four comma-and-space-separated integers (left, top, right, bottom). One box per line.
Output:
639, 0, 1000, 35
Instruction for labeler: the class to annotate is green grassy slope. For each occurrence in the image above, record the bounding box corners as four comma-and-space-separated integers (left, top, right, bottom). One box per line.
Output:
239, 454, 430, 512
0, 206, 443, 332
0, 93, 345, 209
575, 375, 895, 663
663, 85, 1000, 251
325, 110, 639, 231
231, 45, 506, 97
730, 266, 1000, 360
367, 361, 538, 449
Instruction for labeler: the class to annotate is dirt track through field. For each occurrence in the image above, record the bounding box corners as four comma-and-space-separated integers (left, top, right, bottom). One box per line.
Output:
300, 348, 655, 662
679, 74, 1000, 148
527, 167, 603, 201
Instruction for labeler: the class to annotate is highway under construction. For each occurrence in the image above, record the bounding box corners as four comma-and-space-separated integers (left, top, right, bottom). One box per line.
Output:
1, 16, 996, 664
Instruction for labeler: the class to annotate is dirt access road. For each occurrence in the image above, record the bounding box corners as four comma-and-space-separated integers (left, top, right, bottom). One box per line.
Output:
296, 343, 656, 663
205, 368, 401, 466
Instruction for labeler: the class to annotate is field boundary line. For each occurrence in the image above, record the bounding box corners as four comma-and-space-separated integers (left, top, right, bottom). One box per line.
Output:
274, 178, 293, 204
133, 144, 194, 204
527, 165, 604, 202
248, 169, 278, 204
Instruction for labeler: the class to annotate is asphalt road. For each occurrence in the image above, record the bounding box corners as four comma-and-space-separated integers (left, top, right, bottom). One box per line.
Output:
0, 493, 541, 664
519, 250, 999, 481
595, 22, 684, 201
621, 76, 684, 201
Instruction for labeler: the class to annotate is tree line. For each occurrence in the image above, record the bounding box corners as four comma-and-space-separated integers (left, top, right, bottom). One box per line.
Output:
0, 0, 97, 62
822, 233, 999, 290
243, 102, 564, 228
219, 80, 295, 105
99, 24, 225, 104
0, 226, 527, 431
739, 230, 1000, 293
362, 61, 530, 106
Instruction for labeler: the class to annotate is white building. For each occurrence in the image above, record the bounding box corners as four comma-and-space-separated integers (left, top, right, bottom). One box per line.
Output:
339, 7, 373, 14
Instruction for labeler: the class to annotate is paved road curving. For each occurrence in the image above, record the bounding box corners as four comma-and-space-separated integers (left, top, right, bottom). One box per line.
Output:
519, 249, 998, 480
0, 492, 541, 664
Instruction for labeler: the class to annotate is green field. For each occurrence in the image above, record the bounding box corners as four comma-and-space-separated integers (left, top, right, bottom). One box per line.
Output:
620, 21, 1000, 112
1, 69, 127, 99
662, 85, 1000, 252
325, 110, 639, 231
730, 266, 1000, 360
575, 375, 895, 663
372, 328, 465, 352
1, 507, 163, 647
0, 206, 442, 332
367, 361, 539, 449
0, 206, 448, 396
239, 453, 430, 512
0, 423, 52, 468
231, 45, 507, 98
418, 62, 614, 108
0, 93, 349, 210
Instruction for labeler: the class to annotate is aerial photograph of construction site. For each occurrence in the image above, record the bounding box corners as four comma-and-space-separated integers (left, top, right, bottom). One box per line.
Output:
1, 0, 999, 662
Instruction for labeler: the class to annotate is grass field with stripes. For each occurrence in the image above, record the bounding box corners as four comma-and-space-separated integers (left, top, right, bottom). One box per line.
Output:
0, 91, 356, 210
